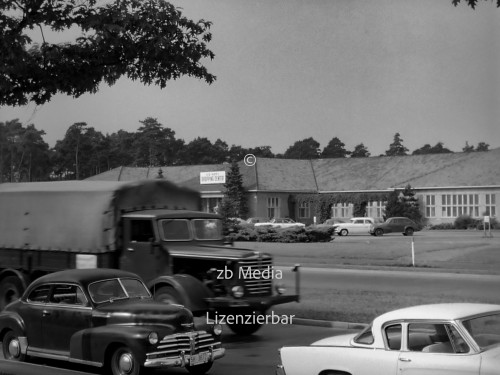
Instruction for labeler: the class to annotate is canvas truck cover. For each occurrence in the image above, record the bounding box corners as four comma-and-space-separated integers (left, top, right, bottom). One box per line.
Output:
0, 180, 201, 253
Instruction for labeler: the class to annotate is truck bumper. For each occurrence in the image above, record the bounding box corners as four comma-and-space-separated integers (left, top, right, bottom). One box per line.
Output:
205, 294, 299, 311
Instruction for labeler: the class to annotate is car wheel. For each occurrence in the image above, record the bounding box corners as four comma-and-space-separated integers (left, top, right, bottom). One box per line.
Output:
0, 276, 24, 310
186, 362, 213, 375
404, 227, 414, 236
339, 229, 348, 236
374, 228, 384, 236
2, 330, 26, 362
153, 286, 183, 305
109, 346, 140, 375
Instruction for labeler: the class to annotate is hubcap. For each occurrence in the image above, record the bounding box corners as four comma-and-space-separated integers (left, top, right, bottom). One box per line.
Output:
118, 352, 133, 374
8, 338, 20, 358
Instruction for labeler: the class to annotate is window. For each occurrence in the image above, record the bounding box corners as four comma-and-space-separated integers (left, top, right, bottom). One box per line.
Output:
49, 284, 87, 306
425, 195, 436, 218
298, 201, 310, 219
354, 324, 374, 345
130, 220, 155, 242
27, 285, 51, 303
193, 219, 223, 240
385, 324, 402, 350
367, 201, 385, 218
201, 197, 223, 214
408, 323, 469, 354
441, 194, 479, 218
485, 194, 496, 217
332, 203, 353, 219
267, 197, 280, 219
160, 219, 191, 241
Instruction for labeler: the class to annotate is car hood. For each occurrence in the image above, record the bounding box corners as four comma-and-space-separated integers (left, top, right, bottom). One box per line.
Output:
311, 333, 357, 347
167, 243, 269, 261
93, 300, 194, 331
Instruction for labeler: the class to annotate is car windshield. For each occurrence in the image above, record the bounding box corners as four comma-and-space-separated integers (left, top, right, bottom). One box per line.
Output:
88, 278, 151, 303
462, 313, 500, 349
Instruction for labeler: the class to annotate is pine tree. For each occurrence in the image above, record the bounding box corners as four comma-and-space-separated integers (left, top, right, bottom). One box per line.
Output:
223, 161, 248, 219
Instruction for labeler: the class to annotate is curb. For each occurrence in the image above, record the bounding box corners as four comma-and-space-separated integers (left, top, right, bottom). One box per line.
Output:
292, 317, 367, 330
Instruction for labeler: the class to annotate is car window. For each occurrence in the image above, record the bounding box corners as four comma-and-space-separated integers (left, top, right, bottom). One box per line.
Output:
354, 325, 374, 345
49, 284, 88, 306
408, 323, 468, 353
88, 279, 127, 303
463, 313, 500, 349
385, 324, 402, 350
353, 220, 363, 224
27, 285, 51, 303
120, 278, 151, 299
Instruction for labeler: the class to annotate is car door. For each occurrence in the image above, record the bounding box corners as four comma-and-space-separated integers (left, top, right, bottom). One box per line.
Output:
20, 284, 52, 349
351, 219, 365, 234
41, 283, 92, 354
398, 322, 481, 374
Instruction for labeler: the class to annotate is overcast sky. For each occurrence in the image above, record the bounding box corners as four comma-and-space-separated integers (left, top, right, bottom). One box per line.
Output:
1, 0, 499, 156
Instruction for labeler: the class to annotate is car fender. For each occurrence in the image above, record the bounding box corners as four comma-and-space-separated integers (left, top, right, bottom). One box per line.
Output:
69, 325, 154, 366
0, 310, 26, 342
148, 274, 213, 313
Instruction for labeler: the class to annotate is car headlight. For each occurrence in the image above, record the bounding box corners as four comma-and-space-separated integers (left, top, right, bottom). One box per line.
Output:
211, 324, 223, 336
231, 285, 245, 298
275, 284, 286, 295
148, 331, 159, 345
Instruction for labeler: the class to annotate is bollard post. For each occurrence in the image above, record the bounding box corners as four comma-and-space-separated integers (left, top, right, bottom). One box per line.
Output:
411, 236, 415, 267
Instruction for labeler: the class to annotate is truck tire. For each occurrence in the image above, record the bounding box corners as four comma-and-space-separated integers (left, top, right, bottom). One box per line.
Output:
0, 276, 24, 310
226, 311, 264, 335
153, 286, 183, 305
186, 362, 213, 375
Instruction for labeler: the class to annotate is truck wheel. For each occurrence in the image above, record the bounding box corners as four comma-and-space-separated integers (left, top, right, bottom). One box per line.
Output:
109, 346, 140, 375
0, 276, 24, 310
186, 362, 213, 375
2, 330, 26, 362
153, 286, 183, 305
226, 311, 263, 335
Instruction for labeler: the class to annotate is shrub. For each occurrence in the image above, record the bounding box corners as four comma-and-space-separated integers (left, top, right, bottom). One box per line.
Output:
454, 215, 480, 230
227, 225, 335, 243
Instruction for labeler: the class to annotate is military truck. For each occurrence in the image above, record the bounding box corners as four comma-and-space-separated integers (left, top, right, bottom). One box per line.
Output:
0, 180, 299, 335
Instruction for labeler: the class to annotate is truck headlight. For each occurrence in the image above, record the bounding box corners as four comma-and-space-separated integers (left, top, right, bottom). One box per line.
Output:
275, 284, 286, 295
231, 285, 244, 298
148, 332, 159, 345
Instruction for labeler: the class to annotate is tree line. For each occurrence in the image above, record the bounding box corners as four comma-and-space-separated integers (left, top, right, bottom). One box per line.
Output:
0, 118, 492, 183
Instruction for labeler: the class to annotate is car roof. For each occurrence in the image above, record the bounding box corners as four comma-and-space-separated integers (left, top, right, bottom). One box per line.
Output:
375, 303, 500, 324
28, 268, 141, 290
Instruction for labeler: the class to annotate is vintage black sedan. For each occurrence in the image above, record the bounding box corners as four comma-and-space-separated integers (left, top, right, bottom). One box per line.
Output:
0, 268, 224, 375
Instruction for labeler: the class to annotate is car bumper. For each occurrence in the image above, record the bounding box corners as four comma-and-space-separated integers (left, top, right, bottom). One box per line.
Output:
144, 347, 225, 368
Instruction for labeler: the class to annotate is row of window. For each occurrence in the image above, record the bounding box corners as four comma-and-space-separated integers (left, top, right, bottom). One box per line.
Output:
201, 193, 497, 220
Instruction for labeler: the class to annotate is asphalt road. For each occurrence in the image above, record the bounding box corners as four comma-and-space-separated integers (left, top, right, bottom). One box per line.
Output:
0, 323, 355, 375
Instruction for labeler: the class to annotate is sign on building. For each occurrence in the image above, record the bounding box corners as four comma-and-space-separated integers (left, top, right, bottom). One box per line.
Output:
200, 171, 226, 185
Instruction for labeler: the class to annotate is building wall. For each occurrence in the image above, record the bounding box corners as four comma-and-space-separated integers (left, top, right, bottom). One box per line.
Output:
249, 192, 293, 220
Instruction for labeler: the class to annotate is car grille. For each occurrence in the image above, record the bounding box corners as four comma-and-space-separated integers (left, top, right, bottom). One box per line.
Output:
146, 332, 221, 360
238, 256, 273, 296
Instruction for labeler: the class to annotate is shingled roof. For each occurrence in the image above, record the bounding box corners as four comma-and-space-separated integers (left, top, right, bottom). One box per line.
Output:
87, 148, 500, 193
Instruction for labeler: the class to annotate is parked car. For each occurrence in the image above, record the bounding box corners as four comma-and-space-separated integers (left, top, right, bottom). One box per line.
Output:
369, 216, 420, 236
277, 303, 500, 375
332, 217, 375, 236
0, 268, 224, 375
246, 217, 269, 224
254, 218, 306, 229
315, 218, 345, 227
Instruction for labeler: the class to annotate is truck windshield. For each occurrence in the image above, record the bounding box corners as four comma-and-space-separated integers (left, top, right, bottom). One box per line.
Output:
193, 219, 223, 240
89, 278, 151, 303
159, 219, 223, 241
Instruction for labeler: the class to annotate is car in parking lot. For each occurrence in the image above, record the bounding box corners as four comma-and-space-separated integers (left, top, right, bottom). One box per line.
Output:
277, 303, 500, 375
369, 216, 420, 236
0, 268, 224, 375
332, 217, 375, 236
254, 218, 306, 229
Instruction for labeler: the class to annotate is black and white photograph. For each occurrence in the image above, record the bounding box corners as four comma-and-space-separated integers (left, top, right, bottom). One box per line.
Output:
1, 0, 500, 374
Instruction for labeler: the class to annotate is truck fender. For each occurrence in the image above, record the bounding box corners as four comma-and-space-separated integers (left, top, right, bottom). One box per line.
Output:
148, 274, 213, 313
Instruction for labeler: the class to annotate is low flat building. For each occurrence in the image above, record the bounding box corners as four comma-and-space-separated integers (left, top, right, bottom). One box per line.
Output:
87, 148, 500, 225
